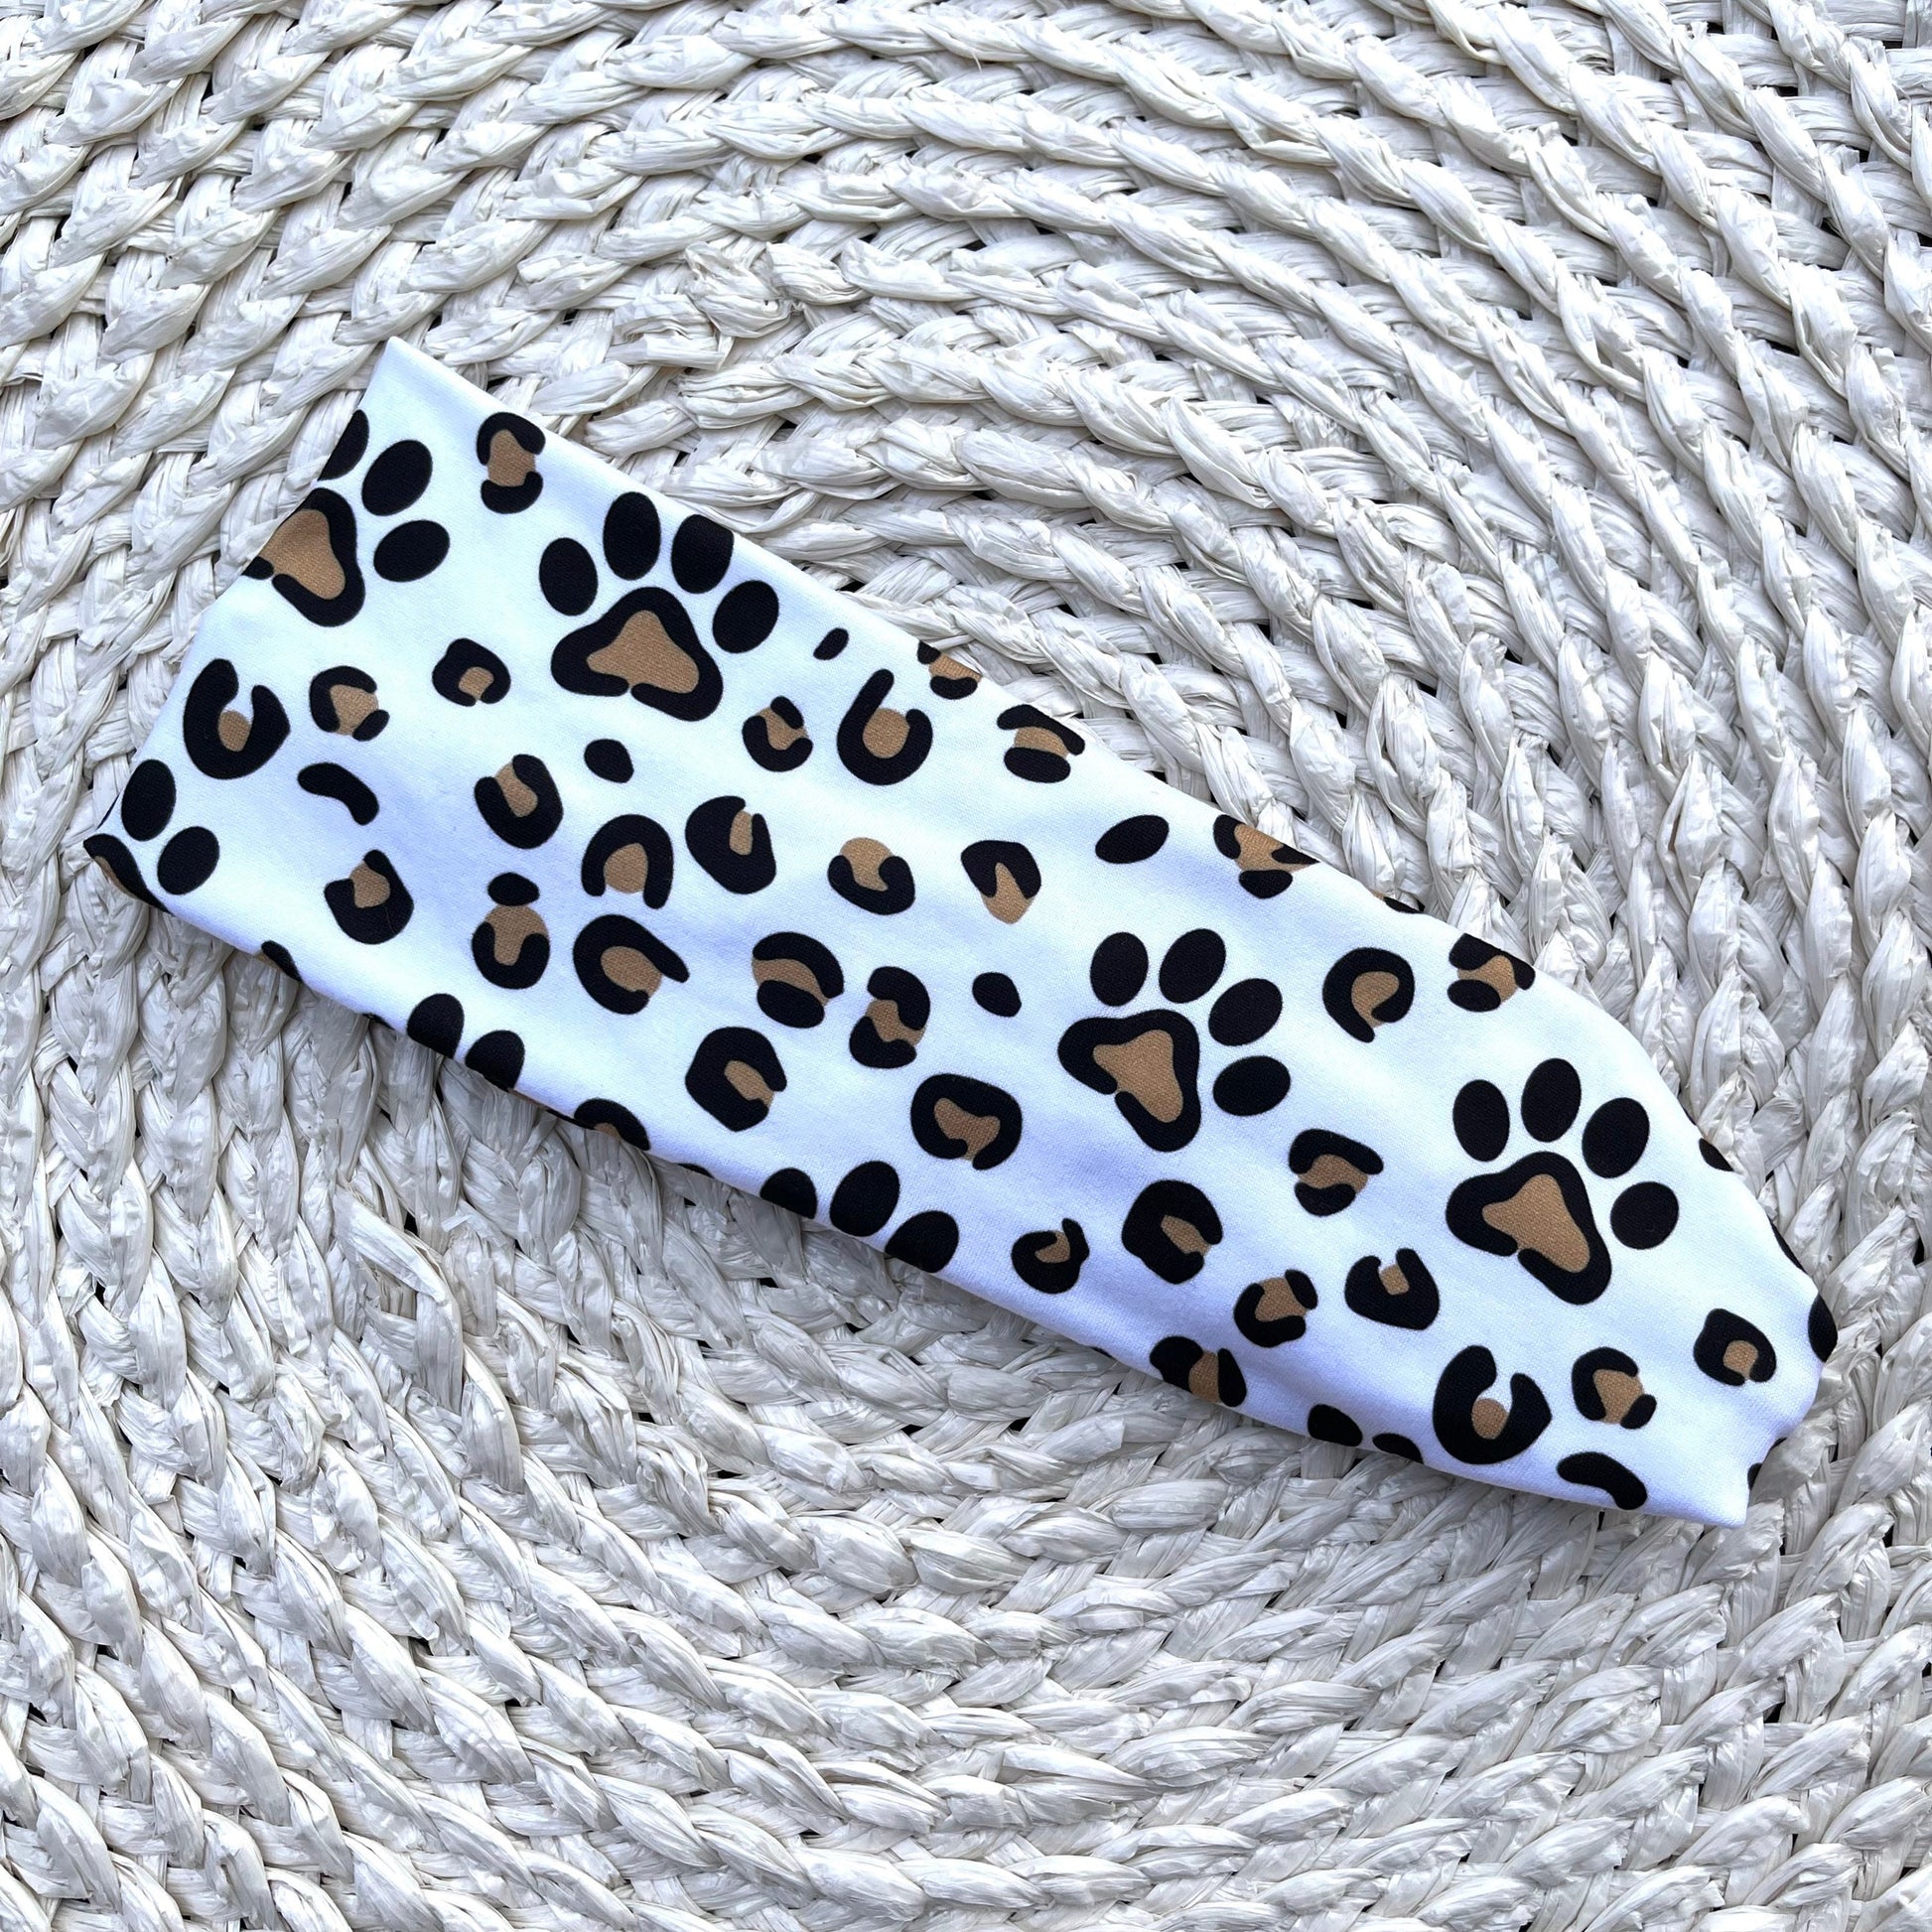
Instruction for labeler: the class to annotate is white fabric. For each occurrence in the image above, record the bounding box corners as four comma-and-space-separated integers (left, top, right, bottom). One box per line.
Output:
92, 342, 1827, 1523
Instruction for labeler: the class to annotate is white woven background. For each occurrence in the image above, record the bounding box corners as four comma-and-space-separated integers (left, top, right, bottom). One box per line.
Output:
2, 0, 1930, 1925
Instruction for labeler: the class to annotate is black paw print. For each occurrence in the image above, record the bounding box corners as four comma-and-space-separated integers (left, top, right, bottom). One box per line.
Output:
546, 492, 775, 724
85, 757, 220, 902
1058, 928, 1290, 1152
1446, 1059, 1679, 1305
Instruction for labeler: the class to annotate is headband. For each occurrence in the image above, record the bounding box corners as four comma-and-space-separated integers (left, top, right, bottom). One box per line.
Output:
88, 340, 1832, 1523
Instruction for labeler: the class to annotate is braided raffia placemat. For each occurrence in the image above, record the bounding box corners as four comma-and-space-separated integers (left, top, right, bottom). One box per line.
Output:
3, 0, 1932, 1925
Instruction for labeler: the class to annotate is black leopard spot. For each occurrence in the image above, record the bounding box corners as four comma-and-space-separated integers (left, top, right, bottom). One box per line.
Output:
829, 839, 914, 914
1150, 1337, 1245, 1407
885, 1210, 959, 1271
1809, 1294, 1837, 1361
973, 972, 1021, 1017
686, 1026, 784, 1130
1290, 1129, 1382, 1216
575, 1098, 648, 1149
604, 492, 659, 578
1608, 1183, 1679, 1250
245, 488, 364, 626
553, 588, 723, 722
1699, 1137, 1732, 1171
1373, 1434, 1423, 1461
1234, 1270, 1316, 1346
910, 1073, 1022, 1170
998, 703, 1083, 782
960, 839, 1039, 923
671, 513, 734, 594
1307, 1405, 1361, 1447
584, 739, 632, 782
713, 581, 778, 654
476, 755, 564, 850
465, 1030, 524, 1089
372, 521, 450, 582
477, 412, 546, 513
1321, 947, 1415, 1042
1445, 1151, 1609, 1303
1212, 1058, 1293, 1116
582, 812, 673, 906
1571, 1347, 1655, 1428
406, 992, 464, 1057
752, 931, 844, 1028
918, 645, 981, 698
1212, 814, 1313, 897
325, 850, 413, 944
472, 874, 549, 990
320, 409, 368, 480
829, 1161, 899, 1237
120, 759, 176, 841
1096, 815, 1169, 864
259, 941, 300, 981
309, 665, 387, 741
540, 537, 598, 615
1433, 1346, 1552, 1464
298, 762, 379, 825
744, 697, 812, 771
1343, 1248, 1438, 1329
573, 913, 688, 1015
155, 827, 218, 895
838, 670, 932, 785
433, 639, 511, 708
1694, 1309, 1777, 1386
814, 627, 848, 659
1555, 1451, 1647, 1511
1058, 1011, 1201, 1153
1123, 1178, 1222, 1284
183, 659, 291, 779
361, 440, 431, 516
1012, 1219, 1088, 1294
686, 795, 774, 894
849, 967, 928, 1068
760, 1168, 816, 1217
1449, 933, 1536, 1012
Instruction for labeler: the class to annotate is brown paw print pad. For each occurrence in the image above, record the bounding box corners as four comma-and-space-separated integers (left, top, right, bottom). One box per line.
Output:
999, 703, 1084, 782
86, 756, 220, 903
476, 754, 564, 850
575, 1098, 649, 1150
1693, 1310, 1777, 1387
838, 669, 933, 785
1322, 947, 1415, 1042
686, 795, 775, 894
1432, 1346, 1552, 1464
744, 697, 812, 772
686, 1026, 785, 1131
1059, 928, 1290, 1153
1344, 1248, 1438, 1330
753, 931, 844, 1028
1449, 933, 1536, 1013
326, 850, 413, 944
1572, 1347, 1655, 1429
309, 665, 388, 741
183, 658, 291, 780
910, 1073, 1023, 1171
434, 638, 511, 708
1150, 1336, 1246, 1407
1123, 1178, 1222, 1284
961, 839, 1039, 924
919, 645, 981, 698
1290, 1129, 1382, 1216
1235, 1269, 1316, 1346
582, 812, 673, 906
476, 411, 546, 513
472, 872, 549, 990
849, 966, 927, 1069
830, 838, 915, 915
573, 913, 687, 1015
1013, 1218, 1089, 1294
1212, 814, 1314, 898
1446, 1062, 1678, 1305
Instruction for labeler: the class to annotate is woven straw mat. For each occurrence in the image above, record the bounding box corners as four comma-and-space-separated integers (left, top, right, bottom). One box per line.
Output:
5, 0, 1932, 1927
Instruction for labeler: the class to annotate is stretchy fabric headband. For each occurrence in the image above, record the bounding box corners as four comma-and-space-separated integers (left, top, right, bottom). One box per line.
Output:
90, 341, 1833, 1524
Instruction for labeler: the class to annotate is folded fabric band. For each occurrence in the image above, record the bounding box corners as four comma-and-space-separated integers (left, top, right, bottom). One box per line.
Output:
90, 340, 1833, 1524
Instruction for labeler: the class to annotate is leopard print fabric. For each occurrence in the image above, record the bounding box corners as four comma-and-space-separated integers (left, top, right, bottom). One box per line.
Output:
91, 342, 1832, 1524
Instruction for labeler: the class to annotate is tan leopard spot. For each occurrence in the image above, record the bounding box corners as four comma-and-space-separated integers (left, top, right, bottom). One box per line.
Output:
590, 611, 700, 694
485, 905, 545, 964
929, 651, 979, 686
724, 1058, 773, 1104
1251, 1275, 1312, 1321
494, 762, 538, 818
602, 945, 660, 996
1593, 1369, 1645, 1425
1377, 1259, 1414, 1297
1036, 1228, 1072, 1264
486, 428, 535, 488
1722, 1338, 1758, 1380
1351, 971, 1401, 1027
1302, 1154, 1369, 1197
754, 956, 825, 999
1471, 1397, 1509, 1441
217, 710, 251, 753
1231, 821, 1308, 879
1482, 1173, 1589, 1273
861, 706, 911, 759
842, 838, 892, 891
458, 665, 493, 700
727, 810, 756, 857
983, 863, 1031, 924
1459, 954, 1521, 1002
864, 998, 923, 1045
759, 707, 806, 749
1014, 725, 1067, 757
1093, 1032, 1183, 1124
1187, 1355, 1219, 1403
1161, 1214, 1211, 1257
259, 506, 345, 599
349, 862, 389, 908
327, 683, 379, 735
604, 844, 650, 896
933, 1098, 1000, 1162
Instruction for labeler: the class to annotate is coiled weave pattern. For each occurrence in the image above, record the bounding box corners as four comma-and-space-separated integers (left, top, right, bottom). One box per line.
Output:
3, 0, 1931, 1926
